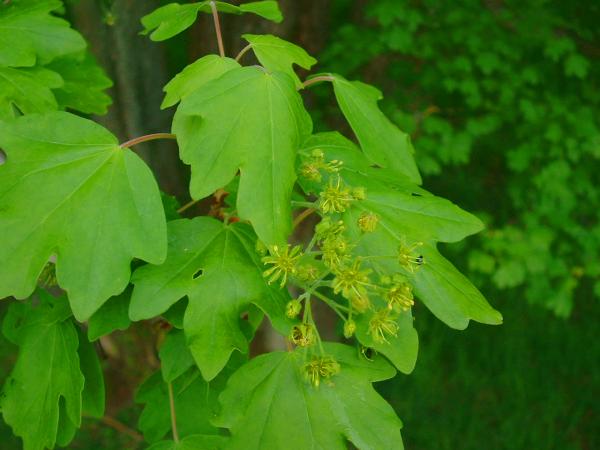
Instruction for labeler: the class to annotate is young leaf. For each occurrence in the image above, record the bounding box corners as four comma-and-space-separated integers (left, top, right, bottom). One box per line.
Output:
130, 218, 292, 380
0, 112, 167, 321
0, 66, 63, 116
173, 66, 312, 245
46, 52, 113, 115
242, 34, 317, 87
0, 0, 86, 67
141, 1, 283, 42
0, 292, 84, 450
136, 369, 222, 443
162, 55, 240, 109
329, 75, 422, 184
216, 343, 404, 450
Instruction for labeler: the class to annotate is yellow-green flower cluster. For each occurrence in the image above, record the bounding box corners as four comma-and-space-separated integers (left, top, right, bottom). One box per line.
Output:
303, 355, 341, 387
299, 149, 342, 183
262, 244, 303, 287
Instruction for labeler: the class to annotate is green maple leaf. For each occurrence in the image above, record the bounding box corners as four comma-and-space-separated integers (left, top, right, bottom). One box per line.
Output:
136, 369, 223, 444
0, 66, 63, 118
142, 1, 282, 42
242, 34, 317, 87
130, 218, 292, 380
161, 55, 240, 109
0, 0, 86, 67
0, 112, 167, 320
301, 132, 502, 329
46, 52, 113, 115
216, 343, 404, 450
173, 66, 312, 245
147, 435, 228, 450
0, 292, 84, 450
327, 75, 422, 184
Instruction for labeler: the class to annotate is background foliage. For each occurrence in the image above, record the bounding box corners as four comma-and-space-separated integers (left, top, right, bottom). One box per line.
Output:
0, 0, 598, 449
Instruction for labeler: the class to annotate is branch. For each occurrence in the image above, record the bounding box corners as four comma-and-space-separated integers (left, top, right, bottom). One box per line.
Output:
168, 382, 180, 443
210, 1, 225, 57
87, 414, 144, 443
293, 208, 317, 229
119, 133, 176, 149
236, 44, 252, 62
300, 75, 335, 90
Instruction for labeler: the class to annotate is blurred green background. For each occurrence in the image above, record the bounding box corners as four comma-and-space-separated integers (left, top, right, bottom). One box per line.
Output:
1, 0, 599, 448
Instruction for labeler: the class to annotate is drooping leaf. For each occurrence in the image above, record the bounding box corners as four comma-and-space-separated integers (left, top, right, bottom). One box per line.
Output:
330, 74, 422, 183
147, 435, 228, 450
0, 112, 167, 320
141, 1, 282, 42
87, 288, 131, 341
0, 292, 84, 450
173, 66, 312, 245
216, 343, 404, 450
130, 217, 292, 380
77, 328, 105, 418
159, 329, 196, 383
0, 66, 63, 117
161, 55, 240, 109
46, 52, 113, 115
136, 369, 223, 444
242, 34, 317, 86
0, 0, 86, 67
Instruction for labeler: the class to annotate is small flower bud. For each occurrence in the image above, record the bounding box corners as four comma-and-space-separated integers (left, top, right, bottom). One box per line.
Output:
286, 299, 302, 318
352, 187, 366, 200
343, 319, 356, 338
290, 323, 316, 347
358, 212, 379, 232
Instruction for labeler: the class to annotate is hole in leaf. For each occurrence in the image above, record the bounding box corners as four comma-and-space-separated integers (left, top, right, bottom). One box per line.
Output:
192, 269, 203, 280
411, 192, 422, 197
0, 149, 6, 166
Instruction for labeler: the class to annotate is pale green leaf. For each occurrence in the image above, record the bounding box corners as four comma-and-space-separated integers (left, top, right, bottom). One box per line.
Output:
330, 75, 422, 183
46, 52, 113, 115
141, 1, 282, 42
242, 34, 317, 86
0, 292, 84, 450
130, 218, 292, 380
0, 66, 63, 116
173, 66, 312, 245
216, 343, 404, 450
162, 55, 240, 109
0, 0, 86, 66
0, 112, 167, 321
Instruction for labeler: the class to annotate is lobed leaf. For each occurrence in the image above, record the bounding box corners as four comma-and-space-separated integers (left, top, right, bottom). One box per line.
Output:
216, 343, 404, 450
173, 66, 312, 245
130, 218, 293, 380
0, 292, 83, 450
162, 55, 240, 109
141, 1, 282, 42
0, 0, 86, 67
242, 34, 317, 87
0, 112, 167, 320
0, 66, 63, 118
330, 75, 422, 183
46, 52, 113, 115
